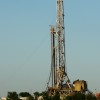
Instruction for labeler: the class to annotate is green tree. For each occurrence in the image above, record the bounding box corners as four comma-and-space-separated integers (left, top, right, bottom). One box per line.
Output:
19, 92, 31, 97
65, 96, 73, 100
7, 91, 19, 100
86, 94, 97, 100
72, 92, 85, 100
19, 92, 34, 100
34, 91, 40, 100
40, 91, 49, 100
53, 91, 60, 100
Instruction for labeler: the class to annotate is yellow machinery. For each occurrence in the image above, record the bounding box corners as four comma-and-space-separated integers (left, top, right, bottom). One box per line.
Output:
73, 80, 87, 92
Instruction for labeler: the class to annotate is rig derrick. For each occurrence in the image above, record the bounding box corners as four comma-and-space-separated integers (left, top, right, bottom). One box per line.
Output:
47, 0, 88, 97
47, 0, 72, 96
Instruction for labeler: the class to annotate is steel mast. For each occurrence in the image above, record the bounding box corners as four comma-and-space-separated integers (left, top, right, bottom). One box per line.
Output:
50, 0, 70, 89
56, 0, 70, 88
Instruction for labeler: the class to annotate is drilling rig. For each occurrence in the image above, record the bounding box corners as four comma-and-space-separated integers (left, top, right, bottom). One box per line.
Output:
47, 0, 73, 95
47, 0, 88, 96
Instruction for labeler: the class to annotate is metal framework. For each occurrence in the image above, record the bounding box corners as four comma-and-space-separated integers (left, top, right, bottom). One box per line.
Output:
47, 0, 88, 96
49, 0, 71, 89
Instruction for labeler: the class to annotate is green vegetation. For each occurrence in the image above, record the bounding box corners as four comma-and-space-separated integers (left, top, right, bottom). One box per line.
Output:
6, 91, 97, 100
7, 92, 19, 100
64, 93, 96, 100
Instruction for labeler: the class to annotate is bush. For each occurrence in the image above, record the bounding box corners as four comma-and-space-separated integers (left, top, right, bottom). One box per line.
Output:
65, 96, 73, 100
72, 92, 85, 100
86, 94, 97, 100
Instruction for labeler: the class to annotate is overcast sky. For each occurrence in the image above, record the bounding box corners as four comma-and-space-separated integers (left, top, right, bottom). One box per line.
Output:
0, 0, 100, 96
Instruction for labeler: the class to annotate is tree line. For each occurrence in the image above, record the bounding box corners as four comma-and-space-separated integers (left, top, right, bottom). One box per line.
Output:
6, 91, 97, 100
